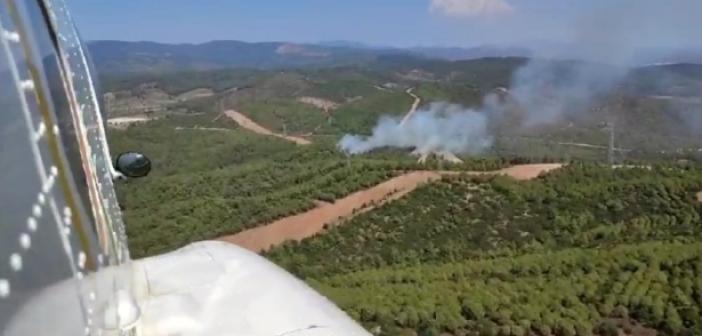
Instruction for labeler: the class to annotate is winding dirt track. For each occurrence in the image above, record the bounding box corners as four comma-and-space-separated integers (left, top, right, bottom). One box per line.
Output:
219, 164, 563, 252
224, 110, 312, 145
400, 88, 421, 125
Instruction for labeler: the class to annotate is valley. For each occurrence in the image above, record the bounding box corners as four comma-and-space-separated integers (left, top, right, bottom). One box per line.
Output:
104, 49, 702, 336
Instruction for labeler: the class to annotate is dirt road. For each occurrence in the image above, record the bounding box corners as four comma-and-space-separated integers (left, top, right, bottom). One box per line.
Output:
400, 88, 421, 126
223, 110, 312, 145
496, 164, 563, 180
220, 164, 563, 252
220, 171, 442, 252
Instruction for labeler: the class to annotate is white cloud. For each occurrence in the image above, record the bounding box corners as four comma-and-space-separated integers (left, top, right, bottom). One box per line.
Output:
430, 0, 514, 18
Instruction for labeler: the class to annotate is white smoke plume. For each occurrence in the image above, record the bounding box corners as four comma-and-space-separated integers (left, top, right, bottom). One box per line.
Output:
338, 102, 492, 155
340, 1, 702, 158
508, 60, 627, 126
503, 1, 642, 128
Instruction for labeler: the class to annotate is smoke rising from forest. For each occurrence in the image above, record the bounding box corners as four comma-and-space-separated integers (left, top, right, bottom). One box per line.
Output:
338, 1, 702, 156
338, 102, 492, 155
507, 60, 626, 126
505, 1, 639, 127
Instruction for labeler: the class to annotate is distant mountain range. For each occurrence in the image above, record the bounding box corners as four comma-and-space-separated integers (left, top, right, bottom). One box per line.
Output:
87, 40, 398, 73
411, 46, 533, 61
87, 40, 702, 74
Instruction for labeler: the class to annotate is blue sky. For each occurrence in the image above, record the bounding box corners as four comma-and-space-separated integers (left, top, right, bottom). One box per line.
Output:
68, 0, 702, 50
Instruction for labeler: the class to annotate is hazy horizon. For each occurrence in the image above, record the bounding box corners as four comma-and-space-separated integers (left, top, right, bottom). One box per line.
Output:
70, 0, 702, 55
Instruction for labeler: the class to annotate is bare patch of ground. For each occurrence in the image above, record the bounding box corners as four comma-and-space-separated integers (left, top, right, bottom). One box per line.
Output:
607, 318, 658, 336
345, 96, 364, 103
697, 191, 702, 203
223, 110, 312, 145
398, 69, 437, 82
104, 86, 172, 117
415, 151, 464, 164
297, 96, 340, 111
105, 84, 215, 117
220, 164, 563, 252
107, 115, 154, 129
176, 88, 214, 101
496, 163, 564, 181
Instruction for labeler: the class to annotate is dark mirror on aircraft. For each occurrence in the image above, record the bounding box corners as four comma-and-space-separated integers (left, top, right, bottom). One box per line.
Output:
114, 152, 151, 178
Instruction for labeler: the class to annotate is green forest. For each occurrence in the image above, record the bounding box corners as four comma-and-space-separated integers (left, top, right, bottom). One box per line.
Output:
104, 56, 702, 335
104, 59, 702, 164
312, 242, 702, 336
266, 165, 702, 335
108, 116, 505, 257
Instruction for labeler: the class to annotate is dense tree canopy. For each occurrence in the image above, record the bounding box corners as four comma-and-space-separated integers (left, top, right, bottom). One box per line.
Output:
105, 58, 702, 334
267, 164, 702, 335
109, 117, 504, 257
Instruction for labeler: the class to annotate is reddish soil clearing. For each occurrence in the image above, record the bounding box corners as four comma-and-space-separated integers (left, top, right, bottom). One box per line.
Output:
220, 171, 442, 252
224, 110, 312, 145
496, 163, 564, 180
220, 164, 563, 252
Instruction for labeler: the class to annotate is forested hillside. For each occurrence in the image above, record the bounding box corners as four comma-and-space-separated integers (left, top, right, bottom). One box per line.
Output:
313, 242, 702, 336
89, 40, 397, 73
104, 55, 702, 335
108, 116, 505, 257
267, 165, 702, 335
103, 58, 702, 163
